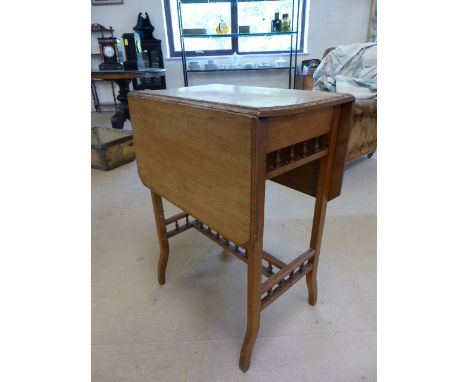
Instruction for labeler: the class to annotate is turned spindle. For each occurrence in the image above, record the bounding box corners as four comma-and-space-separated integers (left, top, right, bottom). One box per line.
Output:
289, 145, 295, 163
302, 140, 308, 157
267, 262, 273, 274
267, 288, 273, 298
275, 150, 281, 168
314, 137, 320, 152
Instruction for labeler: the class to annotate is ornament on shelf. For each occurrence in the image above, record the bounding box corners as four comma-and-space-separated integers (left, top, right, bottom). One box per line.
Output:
216, 17, 229, 35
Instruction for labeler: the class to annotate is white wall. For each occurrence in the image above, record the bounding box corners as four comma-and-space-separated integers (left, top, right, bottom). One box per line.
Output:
91, 0, 371, 106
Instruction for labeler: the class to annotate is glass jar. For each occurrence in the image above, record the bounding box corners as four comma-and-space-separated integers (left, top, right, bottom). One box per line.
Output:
281, 14, 291, 32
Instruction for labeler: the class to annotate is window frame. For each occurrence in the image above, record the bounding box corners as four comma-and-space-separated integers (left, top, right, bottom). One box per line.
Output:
163, 0, 307, 57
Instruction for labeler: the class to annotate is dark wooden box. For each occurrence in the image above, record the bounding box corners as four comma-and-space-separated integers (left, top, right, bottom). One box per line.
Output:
91, 127, 135, 171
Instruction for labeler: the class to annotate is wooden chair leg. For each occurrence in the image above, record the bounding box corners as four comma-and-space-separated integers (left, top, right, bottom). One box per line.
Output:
239, 243, 263, 372
151, 192, 170, 285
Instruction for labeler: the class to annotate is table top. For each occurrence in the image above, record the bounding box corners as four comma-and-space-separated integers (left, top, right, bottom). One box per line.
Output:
132, 84, 354, 117
91, 68, 165, 80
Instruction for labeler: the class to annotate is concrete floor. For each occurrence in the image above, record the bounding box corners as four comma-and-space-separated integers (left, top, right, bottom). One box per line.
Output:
92, 112, 376, 381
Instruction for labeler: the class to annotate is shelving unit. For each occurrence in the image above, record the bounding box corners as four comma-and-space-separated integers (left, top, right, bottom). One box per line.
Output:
182, 31, 297, 38
176, 0, 301, 88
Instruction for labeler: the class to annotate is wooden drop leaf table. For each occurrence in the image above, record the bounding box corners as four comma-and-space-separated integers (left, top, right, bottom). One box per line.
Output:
128, 84, 354, 372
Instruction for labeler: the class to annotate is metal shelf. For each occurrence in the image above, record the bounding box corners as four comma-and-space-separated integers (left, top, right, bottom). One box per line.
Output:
187, 66, 293, 73
182, 31, 297, 38
179, 0, 286, 2
177, 0, 301, 88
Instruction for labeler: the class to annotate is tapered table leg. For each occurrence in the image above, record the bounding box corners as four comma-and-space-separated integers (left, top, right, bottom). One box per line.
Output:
239, 122, 267, 372
151, 192, 170, 285
306, 107, 341, 305
239, 242, 263, 372
306, 155, 330, 305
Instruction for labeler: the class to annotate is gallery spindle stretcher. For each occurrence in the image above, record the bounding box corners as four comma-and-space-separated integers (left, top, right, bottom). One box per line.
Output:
128, 84, 354, 372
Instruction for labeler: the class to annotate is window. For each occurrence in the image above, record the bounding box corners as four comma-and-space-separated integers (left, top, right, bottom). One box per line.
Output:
163, 0, 307, 57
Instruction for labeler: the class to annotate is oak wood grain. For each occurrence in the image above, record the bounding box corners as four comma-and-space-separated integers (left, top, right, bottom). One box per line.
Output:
306, 106, 342, 305
269, 103, 353, 201
151, 192, 170, 285
239, 120, 267, 373
264, 107, 333, 152
129, 95, 257, 246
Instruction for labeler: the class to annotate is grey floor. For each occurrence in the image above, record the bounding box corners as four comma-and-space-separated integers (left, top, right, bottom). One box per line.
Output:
92, 112, 377, 382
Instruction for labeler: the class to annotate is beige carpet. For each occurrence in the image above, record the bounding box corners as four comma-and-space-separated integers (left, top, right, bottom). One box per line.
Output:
92, 113, 376, 381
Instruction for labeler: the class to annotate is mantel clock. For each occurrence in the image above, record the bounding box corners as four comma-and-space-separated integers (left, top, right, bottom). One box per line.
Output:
98, 36, 124, 70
